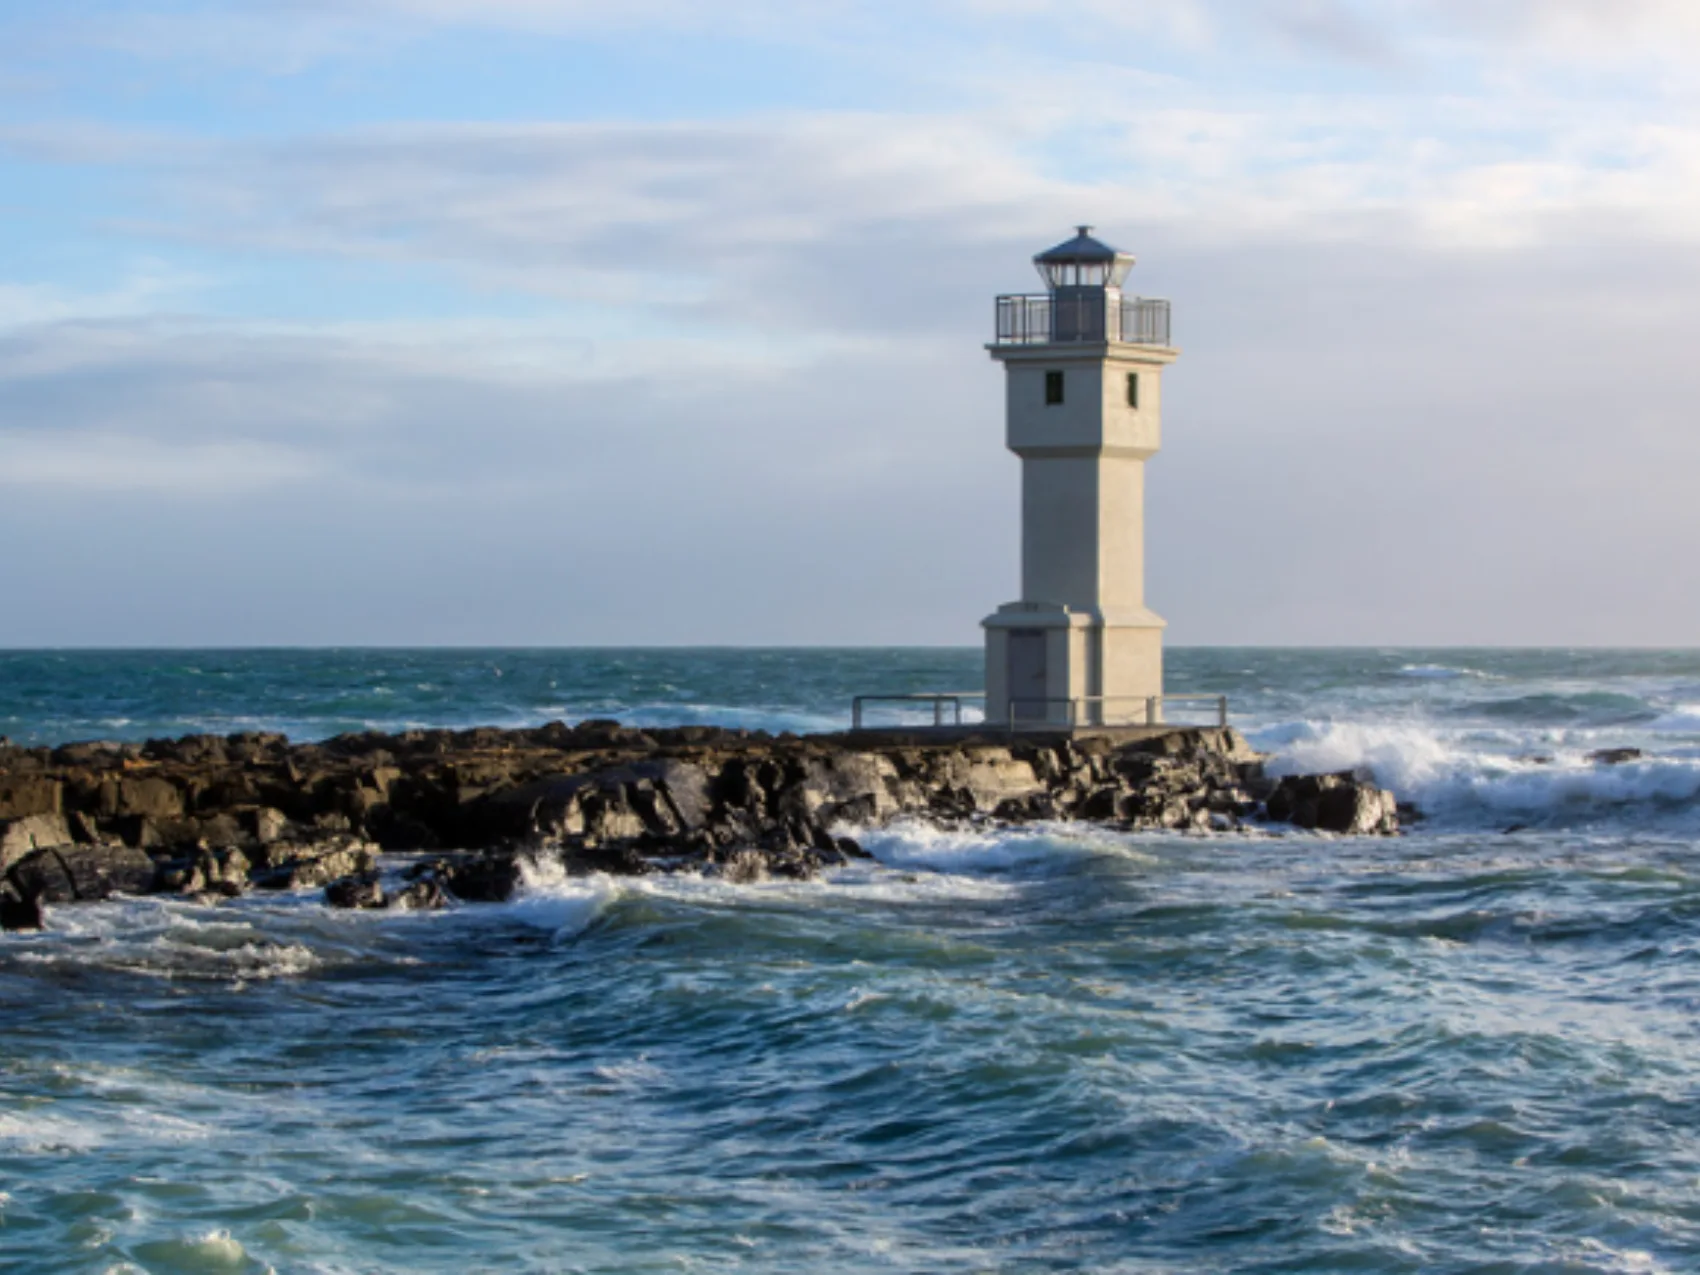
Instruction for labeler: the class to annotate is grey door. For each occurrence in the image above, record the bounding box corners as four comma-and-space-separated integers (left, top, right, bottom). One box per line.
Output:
1008, 629, 1047, 721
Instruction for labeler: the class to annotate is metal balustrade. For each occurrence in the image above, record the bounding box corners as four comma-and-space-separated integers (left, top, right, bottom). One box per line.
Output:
1006, 694, 1228, 729
851, 693, 982, 731
994, 295, 1171, 346
849, 692, 1228, 732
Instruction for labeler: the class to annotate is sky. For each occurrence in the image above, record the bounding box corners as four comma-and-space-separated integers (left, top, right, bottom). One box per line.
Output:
3, 0, 1700, 646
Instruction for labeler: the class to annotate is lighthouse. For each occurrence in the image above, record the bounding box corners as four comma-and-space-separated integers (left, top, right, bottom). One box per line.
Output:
982, 227, 1178, 727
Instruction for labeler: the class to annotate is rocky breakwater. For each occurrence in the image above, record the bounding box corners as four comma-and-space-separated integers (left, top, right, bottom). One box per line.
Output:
0, 722, 1401, 930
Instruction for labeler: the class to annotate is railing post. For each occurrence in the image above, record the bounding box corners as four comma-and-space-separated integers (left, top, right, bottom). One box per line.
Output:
1218, 696, 1228, 728
1146, 695, 1157, 726
853, 697, 862, 730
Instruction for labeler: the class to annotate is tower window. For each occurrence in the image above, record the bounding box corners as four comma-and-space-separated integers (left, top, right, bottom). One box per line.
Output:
1127, 372, 1140, 409
1044, 370, 1064, 405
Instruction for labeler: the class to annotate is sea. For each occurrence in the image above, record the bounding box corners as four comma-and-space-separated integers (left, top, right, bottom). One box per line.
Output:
5, 646, 1700, 1274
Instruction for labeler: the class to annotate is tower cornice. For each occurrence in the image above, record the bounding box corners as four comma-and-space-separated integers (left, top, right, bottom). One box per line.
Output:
987, 342, 1179, 366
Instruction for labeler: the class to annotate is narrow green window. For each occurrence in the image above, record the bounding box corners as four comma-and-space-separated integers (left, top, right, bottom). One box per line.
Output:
1044, 370, 1064, 405
1127, 372, 1140, 409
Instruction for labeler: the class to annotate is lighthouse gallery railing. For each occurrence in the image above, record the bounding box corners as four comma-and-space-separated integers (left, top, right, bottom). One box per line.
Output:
850, 692, 1229, 731
994, 294, 1171, 346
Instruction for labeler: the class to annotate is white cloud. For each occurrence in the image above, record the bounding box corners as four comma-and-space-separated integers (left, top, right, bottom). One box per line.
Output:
1426, 0, 1700, 60
0, 431, 319, 493
6, 0, 1700, 641
0, 264, 206, 331
28, 0, 1700, 79
55, 99, 1697, 321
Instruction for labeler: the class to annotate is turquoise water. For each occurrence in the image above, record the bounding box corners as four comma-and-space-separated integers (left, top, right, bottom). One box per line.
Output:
5, 648, 1700, 1272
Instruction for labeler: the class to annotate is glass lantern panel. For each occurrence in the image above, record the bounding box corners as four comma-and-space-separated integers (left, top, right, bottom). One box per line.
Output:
1038, 260, 1120, 290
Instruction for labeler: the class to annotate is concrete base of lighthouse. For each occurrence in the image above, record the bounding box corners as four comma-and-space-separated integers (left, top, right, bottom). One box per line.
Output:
982, 602, 1165, 728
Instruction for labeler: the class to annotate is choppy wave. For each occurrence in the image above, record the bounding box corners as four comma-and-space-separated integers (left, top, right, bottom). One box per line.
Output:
1650, 703, 1700, 733
1396, 663, 1490, 680
1461, 690, 1656, 725
8, 649, 1700, 1272
856, 818, 1160, 874
1257, 717, 1700, 829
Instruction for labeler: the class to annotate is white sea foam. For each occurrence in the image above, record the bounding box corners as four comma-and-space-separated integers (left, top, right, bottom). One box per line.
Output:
0, 1109, 107, 1154
856, 818, 1156, 874
133, 1229, 252, 1271
1257, 717, 1700, 828
0, 1093, 216, 1157
1545, 1238, 1671, 1274
591, 1058, 668, 1088
822, 863, 1021, 903
1257, 719, 1464, 789
504, 858, 617, 935
489, 852, 1029, 932
7, 896, 327, 983
1397, 664, 1490, 680
1648, 703, 1700, 733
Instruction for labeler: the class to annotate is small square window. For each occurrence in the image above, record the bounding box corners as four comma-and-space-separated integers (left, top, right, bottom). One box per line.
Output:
1044, 370, 1064, 405
1126, 372, 1140, 409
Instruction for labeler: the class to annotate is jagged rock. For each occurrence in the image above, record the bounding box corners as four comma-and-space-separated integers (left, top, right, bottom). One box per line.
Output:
390, 878, 445, 911
0, 880, 45, 931
5, 843, 156, 903
715, 848, 770, 884
252, 841, 376, 890
0, 721, 1411, 915
1588, 748, 1644, 766
438, 852, 524, 902
249, 807, 289, 845
325, 874, 385, 909
0, 776, 62, 821
652, 759, 714, 828
98, 776, 185, 821
112, 815, 164, 849
186, 847, 250, 897
565, 842, 653, 875
1265, 773, 1399, 835
193, 813, 247, 849
1, 813, 74, 870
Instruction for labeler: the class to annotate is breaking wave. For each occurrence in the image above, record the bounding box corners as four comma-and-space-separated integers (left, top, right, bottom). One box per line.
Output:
1256, 718, 1700, 829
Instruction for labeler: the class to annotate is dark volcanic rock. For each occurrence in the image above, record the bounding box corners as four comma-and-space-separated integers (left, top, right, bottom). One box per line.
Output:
390, 878, 446, 911
437, 852, 525, 903
6, 843, 157, 904
1588, 748, 1644, 766
251, 841, 377, 891
326, 874, 385, 910
1265, 772, 1399, 835
0, 775, 62, 822
1, 813, 75, 870
0, 720, 1404, 915
0, 880, 44, 931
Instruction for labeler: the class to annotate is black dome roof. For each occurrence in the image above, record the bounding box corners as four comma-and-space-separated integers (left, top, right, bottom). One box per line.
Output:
1034, 225, 1124, 264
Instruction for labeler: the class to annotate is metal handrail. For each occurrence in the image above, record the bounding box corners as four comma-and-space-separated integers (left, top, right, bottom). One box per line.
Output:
993, 294, 1171, 346
851, 692, 985, 731
850, 692, 1229, 731
1006, 694, 1229, 729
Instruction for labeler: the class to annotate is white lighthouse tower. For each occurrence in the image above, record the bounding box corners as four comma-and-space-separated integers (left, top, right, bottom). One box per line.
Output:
982, 227, 1178, 727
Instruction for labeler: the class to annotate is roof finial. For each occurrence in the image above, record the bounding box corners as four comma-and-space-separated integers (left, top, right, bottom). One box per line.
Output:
1076, 224, 1093, 237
